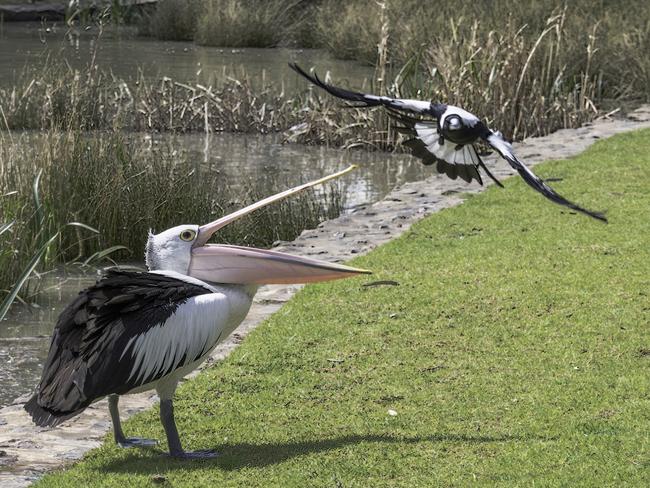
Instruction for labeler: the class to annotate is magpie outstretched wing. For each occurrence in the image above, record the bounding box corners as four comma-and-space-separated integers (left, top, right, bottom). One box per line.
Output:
485, 132, 607, 222
289, 62, 436, 116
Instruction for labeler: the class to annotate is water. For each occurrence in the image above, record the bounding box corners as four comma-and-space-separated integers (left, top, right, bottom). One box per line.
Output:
157, 132, 428, 210
0, 272, 96, 407
0, 23, 429, 408
0, 22, 373, 88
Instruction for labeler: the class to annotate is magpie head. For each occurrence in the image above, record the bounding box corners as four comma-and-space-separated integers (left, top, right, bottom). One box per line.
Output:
444, 115, 463, 131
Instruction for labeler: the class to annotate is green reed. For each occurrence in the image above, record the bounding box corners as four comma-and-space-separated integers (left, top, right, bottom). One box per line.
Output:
0, 129, 343, 312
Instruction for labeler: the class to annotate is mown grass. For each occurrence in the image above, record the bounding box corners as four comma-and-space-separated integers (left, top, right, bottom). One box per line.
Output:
33, 129, 650, 486
0, 129, 343, 307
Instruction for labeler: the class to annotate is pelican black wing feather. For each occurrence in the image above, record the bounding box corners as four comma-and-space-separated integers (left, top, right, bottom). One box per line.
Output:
24, 270, 214, 427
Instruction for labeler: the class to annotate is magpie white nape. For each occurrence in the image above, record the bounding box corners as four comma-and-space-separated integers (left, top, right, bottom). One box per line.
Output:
24, 166, 370, 459
289, 62, 607, 223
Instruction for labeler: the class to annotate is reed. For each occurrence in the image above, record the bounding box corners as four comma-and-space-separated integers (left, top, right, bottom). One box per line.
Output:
417, 10, 601, 140
0, 63, 296, 133
138, 0, 310, 47
137, 0, 200, 41
0, 129, 343, 310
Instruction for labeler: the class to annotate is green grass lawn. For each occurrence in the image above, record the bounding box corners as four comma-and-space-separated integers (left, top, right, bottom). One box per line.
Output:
36, 129, 650, 487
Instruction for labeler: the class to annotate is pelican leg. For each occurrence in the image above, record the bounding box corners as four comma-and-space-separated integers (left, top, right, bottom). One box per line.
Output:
108, 394, 158, 448
159, 398, 218, 459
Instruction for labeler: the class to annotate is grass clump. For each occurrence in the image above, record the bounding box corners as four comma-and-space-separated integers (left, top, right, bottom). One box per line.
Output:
137, 0, 200, 41
139, 0, 310, 47
0, 129, 343, 307
312, 1, 382, 64
195, 0, 306, 48
32, 130, 650, 486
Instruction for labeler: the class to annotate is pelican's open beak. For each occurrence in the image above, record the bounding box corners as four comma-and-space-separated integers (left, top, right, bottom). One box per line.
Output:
188, 166, 371, 284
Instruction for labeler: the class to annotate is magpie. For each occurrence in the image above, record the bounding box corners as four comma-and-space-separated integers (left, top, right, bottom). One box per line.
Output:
289, 62, 607, 223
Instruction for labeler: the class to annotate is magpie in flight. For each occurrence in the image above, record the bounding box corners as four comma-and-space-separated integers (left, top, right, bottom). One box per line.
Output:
289, 63, 607, 223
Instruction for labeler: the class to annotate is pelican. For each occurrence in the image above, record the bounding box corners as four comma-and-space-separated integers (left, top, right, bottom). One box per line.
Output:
290, 63, 607, 223
25, 166, 370, 459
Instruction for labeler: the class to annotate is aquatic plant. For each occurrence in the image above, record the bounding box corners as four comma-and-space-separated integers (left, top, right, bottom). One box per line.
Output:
0, 129, 343, 310
0, 171, 105, 320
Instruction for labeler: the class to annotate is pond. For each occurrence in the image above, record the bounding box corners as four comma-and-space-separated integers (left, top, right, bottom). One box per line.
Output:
0, 22, 430, 408
0, 272, 96, 409
0, 22, 373, 88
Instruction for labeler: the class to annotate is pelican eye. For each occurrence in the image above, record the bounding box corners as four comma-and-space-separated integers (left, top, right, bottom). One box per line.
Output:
179, 229, 196, 242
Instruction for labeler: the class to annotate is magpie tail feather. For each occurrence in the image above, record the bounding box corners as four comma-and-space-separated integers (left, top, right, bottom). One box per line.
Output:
476, 155, 505, 188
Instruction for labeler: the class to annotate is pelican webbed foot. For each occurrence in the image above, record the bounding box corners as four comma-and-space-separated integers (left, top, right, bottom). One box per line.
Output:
160, 397, 217, 460
108, 394, 159, 449
118, 437, 160, 449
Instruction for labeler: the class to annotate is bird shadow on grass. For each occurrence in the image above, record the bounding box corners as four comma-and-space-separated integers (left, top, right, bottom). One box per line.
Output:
99, 432, 551, 474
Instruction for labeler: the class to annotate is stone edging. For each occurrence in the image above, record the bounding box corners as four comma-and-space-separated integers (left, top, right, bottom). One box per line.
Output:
1, 105, 649, 487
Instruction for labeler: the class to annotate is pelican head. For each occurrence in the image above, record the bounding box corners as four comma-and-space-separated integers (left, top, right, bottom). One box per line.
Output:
145, 225, 199, 274
145, 166, 370, 285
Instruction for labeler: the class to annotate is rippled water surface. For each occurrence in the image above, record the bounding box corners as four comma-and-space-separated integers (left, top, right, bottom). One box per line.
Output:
0, 22, 372, 88
165, 132, 428, 209
0, 273, 96, 407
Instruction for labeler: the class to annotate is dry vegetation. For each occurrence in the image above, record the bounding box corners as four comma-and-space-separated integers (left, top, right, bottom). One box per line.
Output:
0, 64, 294, 133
